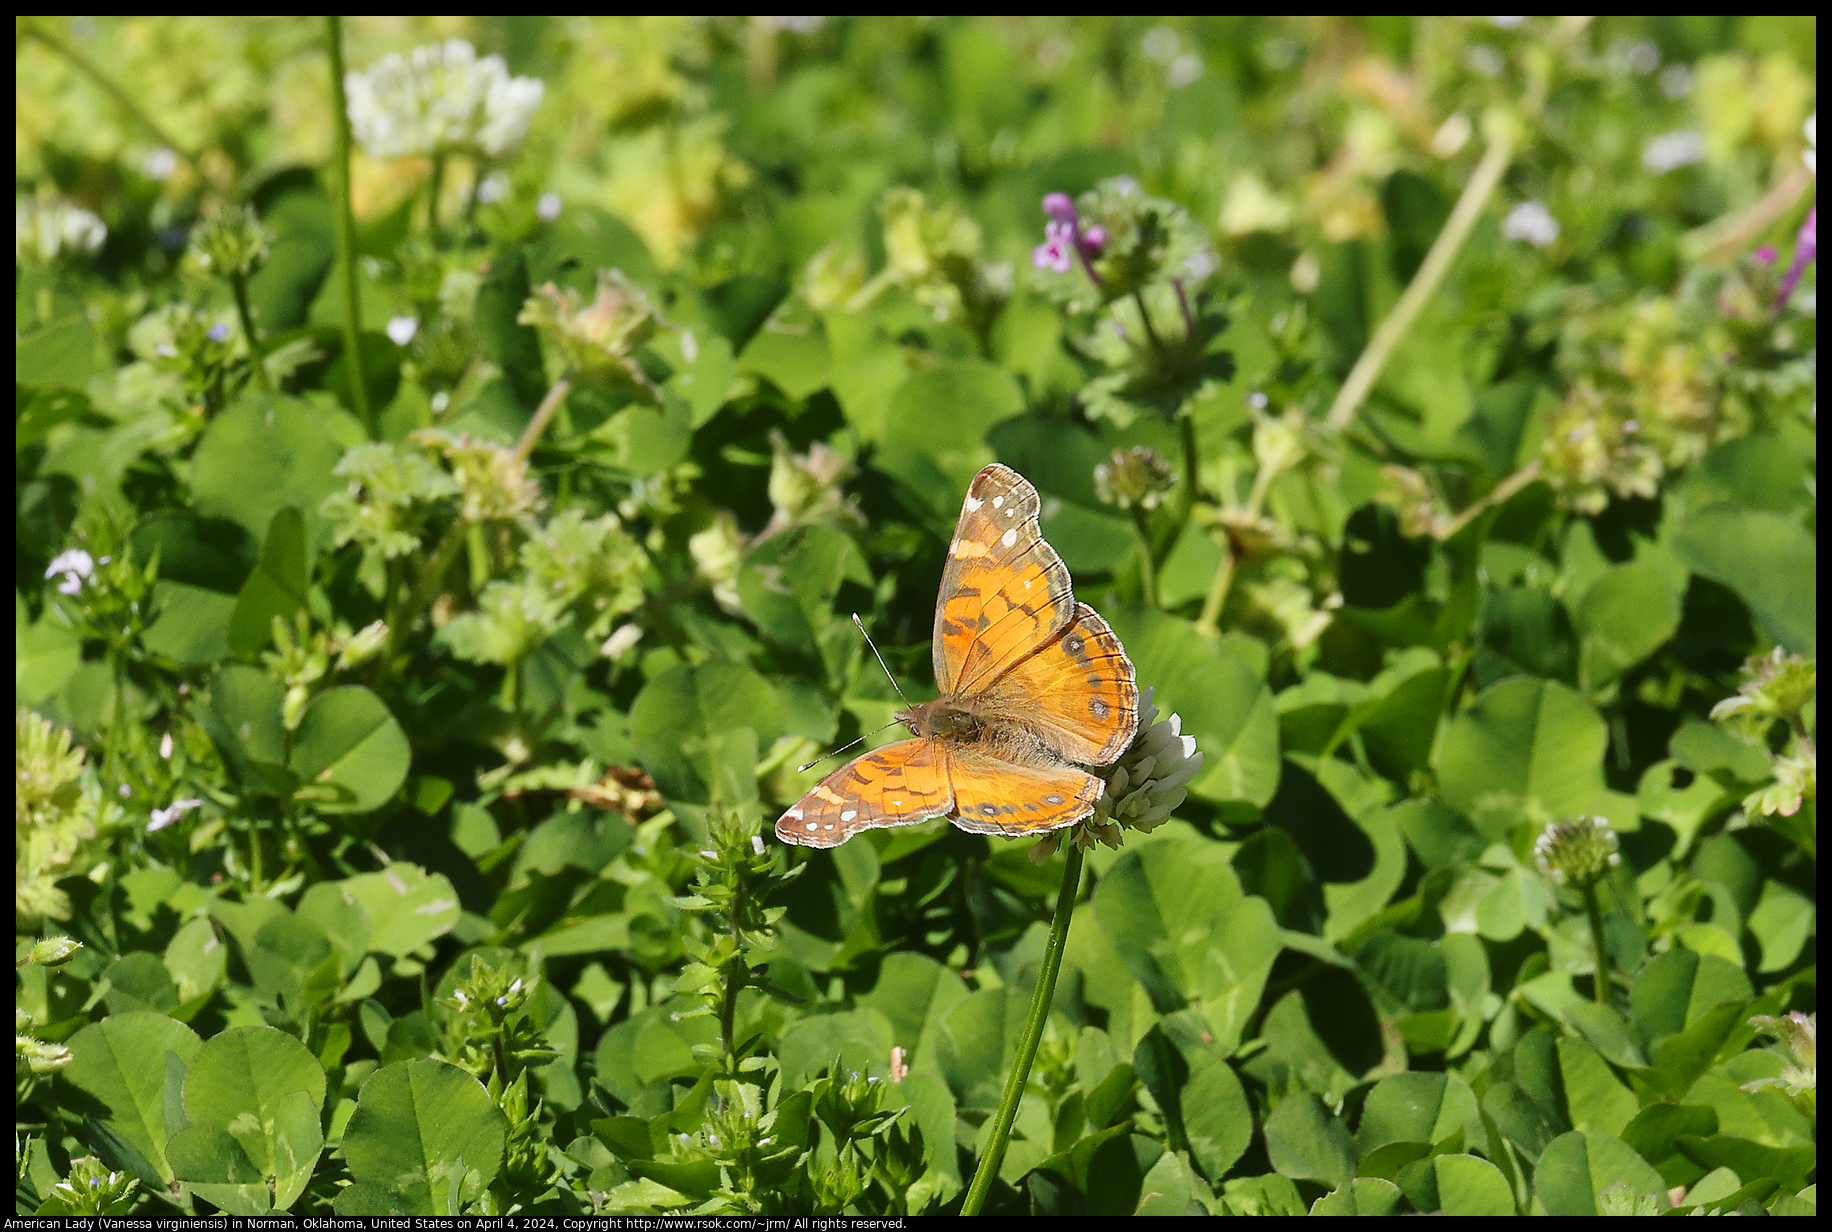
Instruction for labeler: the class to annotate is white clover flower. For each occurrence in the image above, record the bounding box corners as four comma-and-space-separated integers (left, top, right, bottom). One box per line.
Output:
475, 170, 510, 204
387, 316, 419, 346
1643, 129, 1707, 174
344, 38, 543, 160
536, 191, 563, 223
44, 549, 96, 596
1030, 687, 1203, 863
1500, 199, 1561, 248
16, 197, 107, 264
148, 799, 203, 832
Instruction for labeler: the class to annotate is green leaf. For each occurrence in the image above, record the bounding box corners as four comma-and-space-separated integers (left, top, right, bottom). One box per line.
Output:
1573, 562, 1683, 690
1263, 1092, 1357, 1188
1311, 1177, 1404, 1215
62, 1012, 204, 1186
857, 952, 968, 1070
102, 952, 180, 1015
1132, 1023, 1253, 1183
1400, 1153, 1515, 1216
1563, 1001, 1649, 1070
1433, 678, 1608, 839
630, 661, 782, 805
1629, 949, 1755, 1050
226, 507, 309, 657
1356, 1071, 1486, 1155
1671, 509, 1815, 655
776, 1007, 895, 1088
191, 394, 347, 558
1533, 1131, 1668, 1215
335, 866, 460, 958
737, 320, 831, 401
877, 359, 1023, 500
16, 314, 95, 389
1134, 1149, 1194, 1215
1093, 838, 1280, 1051
172, 1025, 326, 1212
288, 685, 411, 814
933, 986, 1028, 1114
474, 245, 546, 410
17, 598, 81, 705
342, 1058, 505, 1216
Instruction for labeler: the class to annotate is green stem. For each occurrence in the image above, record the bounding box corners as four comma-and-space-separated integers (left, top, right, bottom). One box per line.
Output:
514, 376, 574, 462
324, 15, 373, 436
1130, 507, 1159, 608
1582, 883, 1610, 1006
961, 844, 1083, 1215
1323, 131, 1516, 434
1131, 288, 1164, 354
1173, 412, 1200, 545
21, 21, 199, 177
229, 273, 272, 393
427, 150, 447, 243
1196, 544, 1236, 638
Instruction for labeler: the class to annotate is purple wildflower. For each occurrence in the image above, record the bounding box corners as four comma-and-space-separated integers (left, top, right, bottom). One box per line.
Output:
1042, 192, 1076, 222
1775, 206, 1815, 311
1032, 192, 1108, 283
206, 322, 231, 343
1754, 245, 1778, 264
1032, 218, 1076, 273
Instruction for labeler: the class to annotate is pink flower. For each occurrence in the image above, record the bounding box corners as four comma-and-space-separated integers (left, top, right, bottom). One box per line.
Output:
1775, 206, 1815, 311
1042, 191, 1076, 222
1032, 218, 1077, 272
1754, 245, 1778, 264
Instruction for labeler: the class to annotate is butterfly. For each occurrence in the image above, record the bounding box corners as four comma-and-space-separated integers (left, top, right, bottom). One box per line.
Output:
776, 463, 1139, 849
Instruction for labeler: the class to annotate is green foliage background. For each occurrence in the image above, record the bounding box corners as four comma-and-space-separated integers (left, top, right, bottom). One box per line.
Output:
16, 15, 1816, 1217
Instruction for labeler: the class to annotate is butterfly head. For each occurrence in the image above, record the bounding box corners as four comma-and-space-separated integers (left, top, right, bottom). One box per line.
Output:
896, 700, 984, 744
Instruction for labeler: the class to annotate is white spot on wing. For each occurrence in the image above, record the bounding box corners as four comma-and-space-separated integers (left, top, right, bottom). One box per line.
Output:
787, 809, 804, 819
841, 810, 857, 821
892, 799, 903, 806
1001, 528, 1018, 547
965, 495, 983, 511
991, 495, 1004, 508
805, 820, 818, 831
824, 823, 835, 830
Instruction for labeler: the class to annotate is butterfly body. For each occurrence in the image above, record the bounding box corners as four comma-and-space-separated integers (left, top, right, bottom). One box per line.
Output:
777, 464, 1139, 849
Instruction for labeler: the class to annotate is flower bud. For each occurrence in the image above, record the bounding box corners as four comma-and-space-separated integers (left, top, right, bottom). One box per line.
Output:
27, 936, 82, 966
1094, 446, 1175, 512
1533, 815, 1621, 888
189, 205, 272, 280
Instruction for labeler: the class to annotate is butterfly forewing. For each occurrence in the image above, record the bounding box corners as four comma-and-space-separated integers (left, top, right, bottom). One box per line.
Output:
944, 749, 1102, 836
774, 737, 952, 848
932, 464, 1076, 698
986, 602, 1139, 765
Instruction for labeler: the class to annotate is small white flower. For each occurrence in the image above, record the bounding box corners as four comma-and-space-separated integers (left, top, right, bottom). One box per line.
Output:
536, 192, 563, 223
1643, 129, 1707, 174
16, 197, 107, 264
751, 834, 766, 856
1464, 44, 1505, 78
1247, 390, 1270, 410
600, 624, 642, 660
475, 170, 510, 204
1167, 54, 1204, 89
1140, 26, 1180, 65
142, 148, 179, 181
1500, 199, 1561, 248
344, 38, 544, 160
386, 316, 419, 346
159, 733, 174, 760
148, 798, 203, 832
431, 391, 451, 413
1658, 63, 1695, 99
1182, 249, 1218, 281
44, 549, 95, 596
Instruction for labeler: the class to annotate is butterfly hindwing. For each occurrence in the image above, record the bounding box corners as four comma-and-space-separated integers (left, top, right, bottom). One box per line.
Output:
985, 602, 1139, 766
932, 464, 1076, 698
944, 748, 1102, 836
775, 737, 952, 849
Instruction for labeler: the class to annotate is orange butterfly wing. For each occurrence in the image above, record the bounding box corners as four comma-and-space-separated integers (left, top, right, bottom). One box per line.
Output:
944, 748, 1103, 836
982, 602, 1139, 766
774, 737, 952, 849
932, 464, 1076, 698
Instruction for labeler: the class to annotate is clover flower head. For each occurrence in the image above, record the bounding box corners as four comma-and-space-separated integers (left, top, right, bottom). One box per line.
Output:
16, 196, 106, 265
1533, 814, 1621, 887
345, 38, 544, 160
1500, 199, 1560, 249
1743, 1011, 1816, 1117
1030, 687, 1202, 863
518, 268, 662, 396
410, 429, 543, 524
189, 205, 271, 280
1094, 446, 1175, 511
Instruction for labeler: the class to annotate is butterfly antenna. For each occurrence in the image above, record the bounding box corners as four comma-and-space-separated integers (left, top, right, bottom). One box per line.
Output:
853, 613, 914, 707
797, 720, 900, 774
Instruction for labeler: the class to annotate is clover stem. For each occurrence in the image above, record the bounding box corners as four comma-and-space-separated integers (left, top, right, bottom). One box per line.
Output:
1196, 545, 1236, 639
514, 375, 574, 463
961, 844, 1084, 1215
324, 15, 374, 436
1323, 131, 1515, 434
1583, 882, 1611, 1006
427, 149, 446, 242
1131, 507, 1159, 608
229, 273, 272, 393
